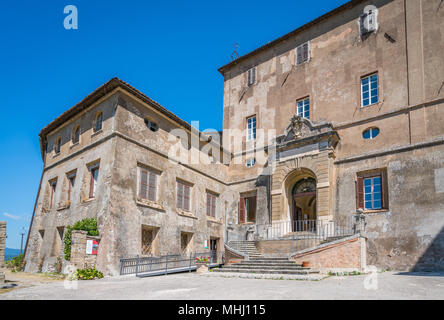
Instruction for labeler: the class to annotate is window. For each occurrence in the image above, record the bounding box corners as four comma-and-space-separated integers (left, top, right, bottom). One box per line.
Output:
363, 176, 382, 210
177, 180, 191, 211
360, 6, 378, 37
206, 192, 217, 218
49, 180, 57, 209
247, 67, 257, 86
67, 173, 76, 202
356, 169, 388, 211
145, 118, 159, 132
361, 74, 379, 107
363, 127, 380, 140
238, 195, 257, 223
246, 116, 256, 142
180, 232, 193, 255
139, 166, 158, 202
141, 226, 159, 256
55, 137, 61, 154
94, 111, 103, 133
89, 165, 99, 199
72, 126, 80, 144
246, 158, 256, 168
296, 42, 310, 65
297, 98, 310, 119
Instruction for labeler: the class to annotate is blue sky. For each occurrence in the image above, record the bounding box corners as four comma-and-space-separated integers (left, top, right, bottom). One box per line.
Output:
0, 0, 349, 249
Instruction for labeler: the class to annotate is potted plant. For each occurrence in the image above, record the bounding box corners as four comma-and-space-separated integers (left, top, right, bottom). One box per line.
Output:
195, 256, 210, 274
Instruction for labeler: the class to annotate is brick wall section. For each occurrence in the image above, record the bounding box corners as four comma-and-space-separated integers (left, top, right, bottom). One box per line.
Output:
71, 230, 101, 270
225, 245, 245, 265
291, 237, 366, 270
0, 221, 6, 268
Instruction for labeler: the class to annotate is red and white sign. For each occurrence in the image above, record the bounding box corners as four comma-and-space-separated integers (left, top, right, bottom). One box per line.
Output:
86, 240, 99, 255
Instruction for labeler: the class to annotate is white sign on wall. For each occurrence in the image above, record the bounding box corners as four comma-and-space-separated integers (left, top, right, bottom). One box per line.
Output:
86, 240, 93, 255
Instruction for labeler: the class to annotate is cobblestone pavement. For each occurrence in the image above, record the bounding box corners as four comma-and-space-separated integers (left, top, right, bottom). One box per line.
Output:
1, 271, 443, 300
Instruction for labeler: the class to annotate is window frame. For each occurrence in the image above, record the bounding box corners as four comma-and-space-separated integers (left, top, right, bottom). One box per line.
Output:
49, 179, 57, 209
362, 127, 380, 140
176, 180, 192, 212
72, 125, 80, 145
138, 165, 159, 202
93, 111, 103, 133
356, 169, 388, 212
297, 97, 310, 119
54, 137, 61, 155
246, 115, 257, 142
247, 67, 257, 86
295, 41, 310, 66
89, 164, 100, 199
206, 192, 217, 218
361, 73, 379, 108
246, 157, 256, 168
67, 172, 76, 202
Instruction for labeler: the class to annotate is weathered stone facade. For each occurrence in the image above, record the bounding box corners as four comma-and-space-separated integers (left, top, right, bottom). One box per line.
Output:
0, 221, 5, 268
24, 0, 444, 274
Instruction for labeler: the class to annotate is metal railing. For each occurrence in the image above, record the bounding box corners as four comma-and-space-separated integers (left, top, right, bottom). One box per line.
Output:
120, 250, 223, 276
255, 218, 360, 252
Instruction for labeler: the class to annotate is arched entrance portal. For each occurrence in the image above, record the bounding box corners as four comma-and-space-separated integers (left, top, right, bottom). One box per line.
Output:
291, 178, 317, 232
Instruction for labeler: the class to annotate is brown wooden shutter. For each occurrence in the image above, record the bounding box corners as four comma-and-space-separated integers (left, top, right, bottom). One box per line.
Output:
211, 195, 216, 217
177, 182, 183, 209
297, 46, 303, 65
148, 171, 157, 201
139, 168, 148, 199
302, 43, 309, 62
356, 176, 364, 209
184, 185, 190, 211
239, 197, 245, 224
380, 173, 385, 209
206, 194, 211, 216
252, 196, 257, 221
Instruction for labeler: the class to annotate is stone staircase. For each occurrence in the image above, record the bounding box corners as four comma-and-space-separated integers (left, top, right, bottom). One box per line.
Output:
213, 257, 319, 275
219, 241, 319, 276
227, 241, 263, 259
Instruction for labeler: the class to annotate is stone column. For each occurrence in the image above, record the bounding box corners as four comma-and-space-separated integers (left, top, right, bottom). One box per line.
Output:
70, 230, 88, 269
0, 221, 6, 268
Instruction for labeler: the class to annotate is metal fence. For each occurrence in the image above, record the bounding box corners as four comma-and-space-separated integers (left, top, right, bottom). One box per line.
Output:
120, 250, 223, 276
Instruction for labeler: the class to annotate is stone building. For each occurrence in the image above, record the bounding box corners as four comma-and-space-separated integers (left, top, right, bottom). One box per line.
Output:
25, 0, 444, 274
0, 221, 5, 268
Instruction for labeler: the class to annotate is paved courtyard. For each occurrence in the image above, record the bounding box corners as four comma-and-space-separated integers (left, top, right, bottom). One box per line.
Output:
1, 271, 443, 300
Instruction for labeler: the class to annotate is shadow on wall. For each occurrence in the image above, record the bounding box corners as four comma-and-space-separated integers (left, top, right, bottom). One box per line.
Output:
405, 226, 444, 275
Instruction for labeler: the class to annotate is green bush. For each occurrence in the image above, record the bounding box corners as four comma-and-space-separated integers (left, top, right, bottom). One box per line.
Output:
64, 218, 99, 261
76, 267, 104, 280
6, 254, 25, 272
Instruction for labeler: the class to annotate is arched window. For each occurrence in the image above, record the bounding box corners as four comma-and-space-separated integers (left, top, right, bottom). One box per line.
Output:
363, 127, 380, 140
72, 125, 80, 144
94, 111, 103, 133
55, 137, 61, 154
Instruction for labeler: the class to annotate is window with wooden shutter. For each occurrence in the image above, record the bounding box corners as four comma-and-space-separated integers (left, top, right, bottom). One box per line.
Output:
139, 167, 158, 201
356, 169, 388, 211
89, 166, 99, 199
247, 67, 257, 86
177, 180, 192, 211
296, 42, 310, 65
49, 180, 57, 209
206, 192, 217, 217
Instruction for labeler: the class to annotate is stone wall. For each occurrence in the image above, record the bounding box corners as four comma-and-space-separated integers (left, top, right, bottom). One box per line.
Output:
71, 230, 101, 270
291, 236, 366, 271
0, 221, 5, 268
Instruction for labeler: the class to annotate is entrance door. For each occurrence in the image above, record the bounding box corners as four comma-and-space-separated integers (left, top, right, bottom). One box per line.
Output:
292, 178, 317, 232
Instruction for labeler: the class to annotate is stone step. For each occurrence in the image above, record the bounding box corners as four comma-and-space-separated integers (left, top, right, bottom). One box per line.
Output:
239, 262, 300, 266
224, 265, 309, 271
214, 268, 319, 275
